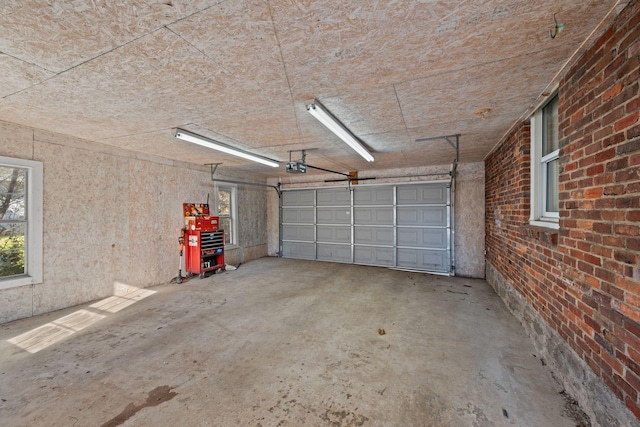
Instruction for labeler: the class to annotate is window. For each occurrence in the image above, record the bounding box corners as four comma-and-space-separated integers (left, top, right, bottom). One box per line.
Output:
217, 185, 237, 246
0, 156, 43, 289
530, 94, 560, 229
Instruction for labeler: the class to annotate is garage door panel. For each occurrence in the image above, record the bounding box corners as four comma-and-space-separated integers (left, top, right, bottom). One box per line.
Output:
282, 208, 314, 224
397, 248, 449, 272
354, 187, 393, 205
317, 207, 351, 224
281, 183, 452, 275
317, 226, 351, 243
354, 226, 394, 245
282, 190, 314, 206
317, 244, 352, 263
282, 242, 315, 259
354, 246, 394, 266
397, 227, 447, 249
282, 225, 314, 242
354, 207, 393, 225
397, 206, 447, 226
397, 185, 448, 205
317, 189, 350, 206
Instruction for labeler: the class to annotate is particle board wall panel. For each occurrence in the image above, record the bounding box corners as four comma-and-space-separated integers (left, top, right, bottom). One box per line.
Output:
0, 120, 269, 323
0, 285, 33, 324
33, 139, 131, 315
0, 121, 34, 159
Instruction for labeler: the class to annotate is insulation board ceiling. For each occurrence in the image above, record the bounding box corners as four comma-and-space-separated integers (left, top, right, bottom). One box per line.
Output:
0, 0, 628, 176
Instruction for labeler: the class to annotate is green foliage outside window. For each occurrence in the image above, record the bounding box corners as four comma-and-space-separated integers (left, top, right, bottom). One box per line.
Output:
0, 167, 26, 278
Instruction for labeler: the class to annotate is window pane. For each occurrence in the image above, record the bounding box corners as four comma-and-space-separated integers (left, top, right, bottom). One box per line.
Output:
542, 95, 559, 156
0, 166, 26, 221
220, 217, 231, 244
0, 222, 26, 277
546, 159, 559, 213
218, 190, 231, 216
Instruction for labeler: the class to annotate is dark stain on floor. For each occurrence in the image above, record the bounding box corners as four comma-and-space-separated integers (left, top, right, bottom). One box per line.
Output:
559, 390, 590, 427
101, 385, 177, 427
320, 408, 369, 426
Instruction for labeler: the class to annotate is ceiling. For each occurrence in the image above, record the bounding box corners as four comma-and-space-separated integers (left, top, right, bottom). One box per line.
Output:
0, 0, 628, 178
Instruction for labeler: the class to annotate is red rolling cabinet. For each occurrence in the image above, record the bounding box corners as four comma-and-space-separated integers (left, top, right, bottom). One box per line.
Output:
184, 229, 225, 278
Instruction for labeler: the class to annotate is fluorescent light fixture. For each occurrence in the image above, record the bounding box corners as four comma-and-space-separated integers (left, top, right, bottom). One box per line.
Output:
175, 129, 279, 168
307, 101, 374, 162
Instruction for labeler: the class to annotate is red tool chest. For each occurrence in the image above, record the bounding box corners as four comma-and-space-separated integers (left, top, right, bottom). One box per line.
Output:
182, 203, 224, 278
184, 229, 225, 277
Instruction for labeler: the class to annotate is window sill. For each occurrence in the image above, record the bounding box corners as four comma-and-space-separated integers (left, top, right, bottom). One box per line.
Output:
523, 223, 559, 246
529, 219, 559, 230
0, 275, 41, 291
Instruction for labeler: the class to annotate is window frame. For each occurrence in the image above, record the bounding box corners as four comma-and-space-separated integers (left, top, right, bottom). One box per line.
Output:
0, 156, 43, 290
216, 184, 238, 247
530, 93, 560, 229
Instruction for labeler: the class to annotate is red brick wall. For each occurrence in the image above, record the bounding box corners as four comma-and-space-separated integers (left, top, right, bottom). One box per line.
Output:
486, 0, 640, 419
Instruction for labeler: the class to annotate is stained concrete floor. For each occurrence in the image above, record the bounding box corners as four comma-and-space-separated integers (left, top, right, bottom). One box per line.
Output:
0, 257, 586, 427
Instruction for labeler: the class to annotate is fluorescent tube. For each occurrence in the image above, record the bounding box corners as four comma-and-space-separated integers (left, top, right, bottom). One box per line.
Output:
307, 101, 374, 162
175, 129, 279, 168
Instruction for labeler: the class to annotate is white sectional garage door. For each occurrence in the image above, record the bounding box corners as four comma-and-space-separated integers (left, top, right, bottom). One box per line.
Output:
280, 182, 452, 274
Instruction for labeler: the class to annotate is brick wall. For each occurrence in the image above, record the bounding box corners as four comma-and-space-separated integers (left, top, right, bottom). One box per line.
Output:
485, 0, 640, 423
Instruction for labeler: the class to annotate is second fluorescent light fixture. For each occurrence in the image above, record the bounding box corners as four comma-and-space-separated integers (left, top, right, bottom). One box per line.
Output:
307, 101, 374, 162
175, 129, 279, 168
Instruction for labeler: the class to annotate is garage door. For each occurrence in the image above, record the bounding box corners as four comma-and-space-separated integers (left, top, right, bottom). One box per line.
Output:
280, 182, 452, 275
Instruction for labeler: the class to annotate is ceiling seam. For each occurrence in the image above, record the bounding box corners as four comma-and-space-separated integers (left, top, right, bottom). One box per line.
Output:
259, 141, 317, 150
1, 29, 163, 101
164, 26, 231, 74
264, 0, 302, 140
0, 51, 55, 74
391, 43, 581, 89
165, 26, 279, 111
99, 126, 186, 141
394, 81, 410, 164
392, 84, 409, 133
1, 1, 229, 101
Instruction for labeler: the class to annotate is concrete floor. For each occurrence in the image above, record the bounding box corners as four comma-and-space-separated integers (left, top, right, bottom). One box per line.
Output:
0, 257, 586, 427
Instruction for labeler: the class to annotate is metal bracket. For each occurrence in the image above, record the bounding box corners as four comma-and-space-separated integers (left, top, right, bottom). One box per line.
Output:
415, 134, 459, 162
288, 148, 318, 163
206, 163, 281, 197
205, 163, 223, 180
414, 134, 459, 180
